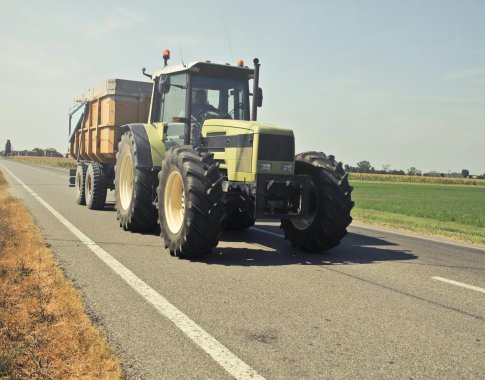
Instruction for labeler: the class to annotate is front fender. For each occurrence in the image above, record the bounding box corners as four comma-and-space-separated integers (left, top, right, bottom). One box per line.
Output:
118, 123, 166, 169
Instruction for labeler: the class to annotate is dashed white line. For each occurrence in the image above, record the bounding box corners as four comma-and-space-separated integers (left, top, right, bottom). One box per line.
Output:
1, 164, 265, 380
250, 227, 283, 238
432, 276, 485, 295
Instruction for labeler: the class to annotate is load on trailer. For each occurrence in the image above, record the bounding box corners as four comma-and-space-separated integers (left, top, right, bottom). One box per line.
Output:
69, 51, 353, 257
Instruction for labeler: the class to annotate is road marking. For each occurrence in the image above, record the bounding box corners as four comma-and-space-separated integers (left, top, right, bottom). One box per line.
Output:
351, 223, 485, 252
432, 276, 485, 295
250, 227, 283, 238
1, 165, 265, 380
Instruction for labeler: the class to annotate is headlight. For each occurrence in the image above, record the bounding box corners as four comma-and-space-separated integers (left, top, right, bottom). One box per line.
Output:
281, 163, 293, 174
259, 162, 272, 172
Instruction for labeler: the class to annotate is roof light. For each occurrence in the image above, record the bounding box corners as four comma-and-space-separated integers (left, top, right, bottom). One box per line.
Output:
163, 49, 170, 67
237, 59, 244, 67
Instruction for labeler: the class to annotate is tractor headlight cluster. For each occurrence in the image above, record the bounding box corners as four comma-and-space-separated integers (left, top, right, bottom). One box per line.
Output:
281, 163, 293, 174
258, 162, 272, 172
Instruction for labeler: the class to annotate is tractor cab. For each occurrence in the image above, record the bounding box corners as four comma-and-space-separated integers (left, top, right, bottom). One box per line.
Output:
147, 53, 261, 147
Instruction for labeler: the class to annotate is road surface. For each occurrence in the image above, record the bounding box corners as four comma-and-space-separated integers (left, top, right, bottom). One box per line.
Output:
1, 159, 484, 379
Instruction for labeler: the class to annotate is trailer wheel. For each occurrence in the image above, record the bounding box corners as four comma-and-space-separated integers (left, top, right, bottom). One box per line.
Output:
158, 146, 223, 258
281, 151, 353, 252
85, 162, 107, 210
115, 131, 157, 230
74, 163, 87, 205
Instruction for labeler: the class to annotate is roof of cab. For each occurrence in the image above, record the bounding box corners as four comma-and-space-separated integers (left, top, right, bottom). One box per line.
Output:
150, 61, 254, 80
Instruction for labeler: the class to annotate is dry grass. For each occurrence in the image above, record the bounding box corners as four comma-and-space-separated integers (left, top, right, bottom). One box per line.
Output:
0, 170, 122, 379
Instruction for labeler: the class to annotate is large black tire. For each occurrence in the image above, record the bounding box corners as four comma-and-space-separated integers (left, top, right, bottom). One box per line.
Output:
115, 131, 158, 231
223, 203, 255, 231
74, 163, 87, 205
158, 146, 224, 258
281, 151, 353, 252
85, 162, 107, 210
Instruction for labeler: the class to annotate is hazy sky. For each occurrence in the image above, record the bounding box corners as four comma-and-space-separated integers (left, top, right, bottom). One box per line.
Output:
1, 0, 484, 174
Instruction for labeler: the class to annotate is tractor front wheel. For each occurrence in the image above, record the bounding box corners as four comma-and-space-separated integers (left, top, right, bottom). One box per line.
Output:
158, 146, 224, 258
281, 151, 353, 252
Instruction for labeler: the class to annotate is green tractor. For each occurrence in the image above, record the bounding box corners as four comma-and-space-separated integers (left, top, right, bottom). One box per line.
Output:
107, 53, 353, 257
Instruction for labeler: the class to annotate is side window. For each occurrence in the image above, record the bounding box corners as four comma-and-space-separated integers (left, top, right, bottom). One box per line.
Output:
159, 74, 187, 123
206, 90, 220, 110
228, 87, 246, 120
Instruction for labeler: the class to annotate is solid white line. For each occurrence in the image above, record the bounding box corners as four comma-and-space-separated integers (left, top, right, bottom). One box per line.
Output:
432, 276, 485, 295
250, 227, 283, 238
0, 164, 265, 380
351, 222, 485, 252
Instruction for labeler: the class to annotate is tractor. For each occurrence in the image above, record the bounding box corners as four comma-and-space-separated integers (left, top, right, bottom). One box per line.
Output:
70, 51, 353, 258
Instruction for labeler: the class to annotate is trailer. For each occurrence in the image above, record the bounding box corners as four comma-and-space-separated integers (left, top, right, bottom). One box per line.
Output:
68, 79, 152, 208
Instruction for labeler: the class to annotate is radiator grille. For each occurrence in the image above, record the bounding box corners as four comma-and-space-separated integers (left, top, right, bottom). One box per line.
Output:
258, 134, 294, 162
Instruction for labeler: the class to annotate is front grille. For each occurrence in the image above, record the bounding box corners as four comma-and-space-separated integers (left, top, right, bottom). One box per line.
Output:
258, 134, 295, 162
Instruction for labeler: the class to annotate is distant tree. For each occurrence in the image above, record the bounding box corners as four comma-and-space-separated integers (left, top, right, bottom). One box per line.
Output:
5, 139, 11, 156
32, 147, 44, 156
461, 169, 469, 178
382, 164, 391, 173
407, 167, 422, 176
356, 160, 373, 173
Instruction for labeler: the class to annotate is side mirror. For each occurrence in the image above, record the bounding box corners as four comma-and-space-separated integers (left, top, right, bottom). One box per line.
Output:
257, 87, 263, 107
158, 74, 171, 94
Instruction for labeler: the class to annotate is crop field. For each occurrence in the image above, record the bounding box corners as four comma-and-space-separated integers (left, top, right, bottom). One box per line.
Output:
349, 172, 485, 186
351, 181, 485, 245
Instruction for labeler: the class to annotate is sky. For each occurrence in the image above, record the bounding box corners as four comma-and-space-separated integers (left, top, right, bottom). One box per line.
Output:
0, 0, 484, 174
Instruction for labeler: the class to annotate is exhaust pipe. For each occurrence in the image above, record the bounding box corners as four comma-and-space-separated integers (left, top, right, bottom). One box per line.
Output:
251, 58, 260, 121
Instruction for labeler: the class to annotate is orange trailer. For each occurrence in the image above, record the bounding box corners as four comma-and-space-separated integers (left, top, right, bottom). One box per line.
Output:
69, 79, 152, 164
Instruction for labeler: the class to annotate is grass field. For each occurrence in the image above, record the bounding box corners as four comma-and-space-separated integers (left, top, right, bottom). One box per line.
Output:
351, 181, 485, 245
0, 170, 122, 378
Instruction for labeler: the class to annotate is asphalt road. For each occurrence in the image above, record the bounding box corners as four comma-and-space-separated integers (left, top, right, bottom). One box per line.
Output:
1, 159, 484, 380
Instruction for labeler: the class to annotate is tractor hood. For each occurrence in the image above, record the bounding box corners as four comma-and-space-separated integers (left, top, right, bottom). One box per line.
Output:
201, 119, 295, 182
202, 119, 293, 137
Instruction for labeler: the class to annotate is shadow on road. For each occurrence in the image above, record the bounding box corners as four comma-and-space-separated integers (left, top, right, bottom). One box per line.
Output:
195, 229, 418, 266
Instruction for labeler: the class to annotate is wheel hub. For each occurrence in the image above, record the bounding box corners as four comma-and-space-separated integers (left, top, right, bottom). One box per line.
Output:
164, 170, 185, 234
119, 154, 134, 210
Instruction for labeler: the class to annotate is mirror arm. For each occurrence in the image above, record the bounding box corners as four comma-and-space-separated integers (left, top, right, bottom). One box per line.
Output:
142, 67, 152, 79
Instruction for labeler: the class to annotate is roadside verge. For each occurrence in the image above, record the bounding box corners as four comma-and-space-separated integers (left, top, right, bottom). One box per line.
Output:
0, 169, 122, 378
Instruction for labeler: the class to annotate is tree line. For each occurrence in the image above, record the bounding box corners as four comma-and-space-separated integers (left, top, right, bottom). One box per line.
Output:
344, 161, 485, 179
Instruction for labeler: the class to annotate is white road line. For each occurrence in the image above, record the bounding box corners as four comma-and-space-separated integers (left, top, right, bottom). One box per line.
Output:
250, 227, 283, 238
0, 164, 265, 380
432, 276, 485, 295
351, 222, 485, 252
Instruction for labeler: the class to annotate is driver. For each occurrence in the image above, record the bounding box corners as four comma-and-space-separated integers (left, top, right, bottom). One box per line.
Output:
190, 89, 217, 147
191, 89, 216, 119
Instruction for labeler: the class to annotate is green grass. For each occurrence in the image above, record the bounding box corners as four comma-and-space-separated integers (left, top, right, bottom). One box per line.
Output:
351, 181, 485, 245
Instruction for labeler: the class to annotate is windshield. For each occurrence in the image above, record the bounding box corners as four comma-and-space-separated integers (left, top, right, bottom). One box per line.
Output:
191, 76, 249, 121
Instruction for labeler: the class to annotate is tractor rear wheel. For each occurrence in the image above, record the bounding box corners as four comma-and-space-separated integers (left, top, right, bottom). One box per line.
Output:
158, 146, 223, 258
74, 163, 87, 205
85, 162, 107, 210
281, 151, 353, 252
115, 131, 158, 230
